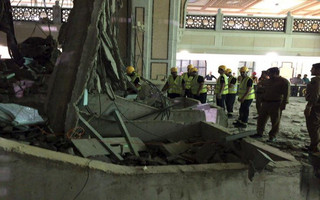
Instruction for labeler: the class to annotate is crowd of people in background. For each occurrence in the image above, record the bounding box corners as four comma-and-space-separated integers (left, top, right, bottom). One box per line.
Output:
125, 63, 320, 154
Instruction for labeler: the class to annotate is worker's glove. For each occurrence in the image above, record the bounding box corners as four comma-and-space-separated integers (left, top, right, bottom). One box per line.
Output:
216, 93, 222, 99
280, 103, 286, 110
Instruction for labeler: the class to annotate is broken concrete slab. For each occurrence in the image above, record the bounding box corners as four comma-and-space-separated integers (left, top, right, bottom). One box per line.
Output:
160, 141, 191, 156
0, 137, 308, 200
72, 137, 146, 158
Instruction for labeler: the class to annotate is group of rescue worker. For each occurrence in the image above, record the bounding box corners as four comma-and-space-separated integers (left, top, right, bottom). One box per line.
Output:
215, 65, 256, 129
125, 64, 207, 103
161, 64, 208, 103
215, 65, 290, 142
125, 63, 320, 153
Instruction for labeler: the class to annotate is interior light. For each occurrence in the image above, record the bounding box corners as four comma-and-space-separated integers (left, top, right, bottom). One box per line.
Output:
179, 50, 189, 54
265, 52, 278, 57
0, 45, 11, 59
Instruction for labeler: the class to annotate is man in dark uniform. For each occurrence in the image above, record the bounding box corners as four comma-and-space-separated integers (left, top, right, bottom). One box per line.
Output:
252, 67, 290, 142
304, 63, 320, 153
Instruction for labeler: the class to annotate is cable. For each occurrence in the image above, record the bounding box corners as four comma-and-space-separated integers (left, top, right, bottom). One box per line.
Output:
72, 159, 92, 200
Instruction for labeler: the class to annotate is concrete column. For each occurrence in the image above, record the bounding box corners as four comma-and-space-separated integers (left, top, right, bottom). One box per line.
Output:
285, 12, 293, 34
131, 0, 152, 78
215, 8, 223, 32
167, 0, 180, 72
53, 1, 62, 24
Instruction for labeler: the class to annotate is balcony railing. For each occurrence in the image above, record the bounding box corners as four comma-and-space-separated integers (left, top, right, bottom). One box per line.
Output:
186, 14, 320, 33
293, 18, 320, 33
185, 15, 215, 29
223, 16, 285, 32
12, 6, 71, 23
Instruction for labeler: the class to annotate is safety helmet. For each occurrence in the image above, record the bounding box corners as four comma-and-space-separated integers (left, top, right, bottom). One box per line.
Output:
225, 68, 232, 74
171, 67, 178, 73
191, 68, 198, 73
126, 66, 135, 74
240, 66, 249, 73
252, 72, 257, 76
218, 65, 226, 71
187, 64, 194, 70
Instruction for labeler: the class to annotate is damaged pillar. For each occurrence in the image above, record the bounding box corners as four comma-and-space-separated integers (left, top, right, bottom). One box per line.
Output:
46, 0, 126, 134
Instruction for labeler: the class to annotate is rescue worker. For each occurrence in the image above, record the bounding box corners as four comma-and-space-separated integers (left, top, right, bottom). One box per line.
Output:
251, 72, 258, 84
126, 66, 141, 93
255, 71, 269, 117
304, 63, 320, 153
182, 64, 194, 98
233, 66, 255, 128
225, 68, 237, 118
214, 65, 228, 109
252, 67, 290, 142
190, 68, 207, 103
162, 67, 185, 99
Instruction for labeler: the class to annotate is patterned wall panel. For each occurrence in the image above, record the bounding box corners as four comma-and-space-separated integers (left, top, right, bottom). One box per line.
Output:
152, 0, 170, 60
151, 63, 168, 79
293, 19, 320, 33
12, 6, 53, 22
223, 16, 285, 32
11, 6, 71, 23
185, 15, 215, 29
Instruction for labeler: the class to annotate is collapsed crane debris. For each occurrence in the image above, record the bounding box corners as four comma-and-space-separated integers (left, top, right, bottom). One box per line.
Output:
0, 1, 314, 186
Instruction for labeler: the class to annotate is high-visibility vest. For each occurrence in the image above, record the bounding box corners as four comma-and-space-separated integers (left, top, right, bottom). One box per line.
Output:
191, 75, 207, 95
182, 72, 193, 89
130, 73, 141, 91
168, 75, 183, 94
238, 76, 255, 100
228, 76, 238, 94
215, 74, 228, 95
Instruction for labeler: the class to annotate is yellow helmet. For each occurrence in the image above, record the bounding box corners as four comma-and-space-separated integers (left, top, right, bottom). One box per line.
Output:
219, 65, 226, 71
171, 67, 178, 73
225, 68, 232, 74
191, 68, 198, 73
187, 64, 194, 70
126, 66, 135, 74
240, 66, 248, 73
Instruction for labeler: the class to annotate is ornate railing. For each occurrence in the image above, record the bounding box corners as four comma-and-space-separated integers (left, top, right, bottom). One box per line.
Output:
293, 19, 320, 33
61, 8, 71, 23
11, 6, 71, 23
186, 14, 320, 33
223, 16, 285, 32
185, 15, 215, 29
12, 6, 54, 22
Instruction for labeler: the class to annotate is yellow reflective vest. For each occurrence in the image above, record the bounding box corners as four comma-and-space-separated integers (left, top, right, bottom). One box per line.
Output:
228, 76, 238, 94
191, 75, 207, 95
215, 74, 228, 95
168, 75, 183, 95
182, 72, 193, 89
238, 76, 255, 100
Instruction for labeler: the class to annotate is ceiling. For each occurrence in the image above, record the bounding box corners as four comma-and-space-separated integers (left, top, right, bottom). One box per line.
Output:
187, 0, 320, 17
